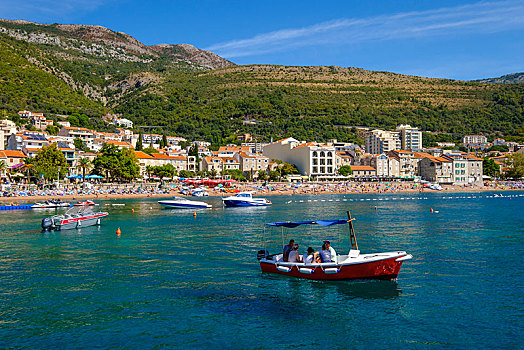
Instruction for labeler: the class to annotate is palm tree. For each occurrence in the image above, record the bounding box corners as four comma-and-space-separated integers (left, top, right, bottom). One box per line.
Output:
0, 160, 7, 181
77, 157, 91, 182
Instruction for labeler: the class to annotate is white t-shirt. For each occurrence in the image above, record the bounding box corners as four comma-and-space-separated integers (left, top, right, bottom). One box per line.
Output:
329, 246, 337, 262
303, 254, 313, 264
288, 250, 300, 262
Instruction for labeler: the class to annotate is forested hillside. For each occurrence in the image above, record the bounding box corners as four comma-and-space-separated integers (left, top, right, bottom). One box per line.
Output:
0, 19, 523, 146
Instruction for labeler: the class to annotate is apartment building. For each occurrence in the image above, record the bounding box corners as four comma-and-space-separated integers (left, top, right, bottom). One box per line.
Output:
365, 129, 401, 154
396, 124, 422, 151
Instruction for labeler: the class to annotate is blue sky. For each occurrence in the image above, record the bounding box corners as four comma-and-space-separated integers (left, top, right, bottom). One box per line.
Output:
1, 0, 524, 80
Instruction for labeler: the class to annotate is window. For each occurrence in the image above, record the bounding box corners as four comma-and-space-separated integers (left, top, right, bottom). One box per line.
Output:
313, 151, 318, 157
313, 166, 318, 173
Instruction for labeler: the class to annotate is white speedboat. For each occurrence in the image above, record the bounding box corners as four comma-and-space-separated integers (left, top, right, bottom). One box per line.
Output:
222, 192, 271, 207
32, 199, 71, 209
158, 197, 212, 209
41, 206, 108, 231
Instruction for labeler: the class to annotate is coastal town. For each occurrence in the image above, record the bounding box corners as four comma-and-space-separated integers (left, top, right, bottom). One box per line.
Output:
1, 110, 523, 198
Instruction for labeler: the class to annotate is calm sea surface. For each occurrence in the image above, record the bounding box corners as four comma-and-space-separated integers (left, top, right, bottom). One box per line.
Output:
0, 192, 522, 349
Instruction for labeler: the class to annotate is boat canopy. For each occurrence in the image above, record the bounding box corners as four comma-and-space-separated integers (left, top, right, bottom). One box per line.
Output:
266, 219, 349, 228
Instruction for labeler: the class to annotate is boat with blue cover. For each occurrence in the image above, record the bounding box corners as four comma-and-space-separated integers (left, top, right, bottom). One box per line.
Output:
222, 192, 271, 207
257, 211, 412, 280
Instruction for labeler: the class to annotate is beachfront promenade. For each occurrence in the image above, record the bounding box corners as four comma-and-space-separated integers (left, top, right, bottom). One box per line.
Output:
1, 180, 522, 202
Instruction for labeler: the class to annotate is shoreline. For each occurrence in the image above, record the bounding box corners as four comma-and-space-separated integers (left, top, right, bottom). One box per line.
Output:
1, 183, 522, 203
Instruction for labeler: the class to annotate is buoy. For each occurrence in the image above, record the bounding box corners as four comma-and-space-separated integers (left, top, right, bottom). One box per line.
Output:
193, 211, 197, 217
131, 209, 134, 213
116, 227, 121, 235
430, 208, 434, 213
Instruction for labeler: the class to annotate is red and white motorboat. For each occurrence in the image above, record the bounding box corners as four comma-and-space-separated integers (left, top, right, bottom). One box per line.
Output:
257, 211, 412, 281
74, 200, 96, 206
41, 206, 108, 231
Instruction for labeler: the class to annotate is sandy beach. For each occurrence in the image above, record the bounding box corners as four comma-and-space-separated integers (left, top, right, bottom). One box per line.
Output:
1, 181, 522, 203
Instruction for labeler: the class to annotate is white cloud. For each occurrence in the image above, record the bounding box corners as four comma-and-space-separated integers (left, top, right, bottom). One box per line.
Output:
207, 0, 524, 58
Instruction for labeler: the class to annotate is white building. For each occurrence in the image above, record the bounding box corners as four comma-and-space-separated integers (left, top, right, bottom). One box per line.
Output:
396, 124, 422, 151
463, 135, 488, 145
114, 117, 133, 129
365, 130, 401, 154
263, 138, 337, 178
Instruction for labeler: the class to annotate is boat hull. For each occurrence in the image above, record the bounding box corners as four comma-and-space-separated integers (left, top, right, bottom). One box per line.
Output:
223, 200, 269, 207
158, 200, 211, 209
259, 254, 408, 280
56, 213, 108, 230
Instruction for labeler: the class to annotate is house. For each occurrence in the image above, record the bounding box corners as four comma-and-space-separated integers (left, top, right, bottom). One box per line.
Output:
441, 152, 483, 185
396, 125, 422, 151
463, 135, 488, 145
418, 154, 453, 184
113, 117, 133, 129
0, 150, 26, 175
236, 152, 269, 177
387, 150, 417, 178
8, 132, 49, 151
59, 127, 95, 147
104, 140, 133, 149
350, 165, 377, 177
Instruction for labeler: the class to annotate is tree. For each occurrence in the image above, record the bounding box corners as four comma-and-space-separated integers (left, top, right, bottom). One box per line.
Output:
0, 160, 10, 182
77, 157, 91, 182
338, 165, 353, 176
269, 170, 280, 182
142, 146, 156, 155
280, 162, 299, 176
161, 132, 168, 148
482, 158, 500, 178
92, 144, 139, 182
188, 143, 200, 163
179, 170, 192, 178
136, 132, 143, 151
506, 153, 524, 179
73, 137, 89, 152
209, 169, 218, 179
33, 144, 69, 183
487, 145, 509, 153
223, 169, 246, 181
45, 124, 59, 135
257, 170, 268, 182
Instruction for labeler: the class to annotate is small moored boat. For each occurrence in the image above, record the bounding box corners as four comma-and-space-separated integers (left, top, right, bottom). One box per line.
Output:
158, 197, 212, 209
41, 206, 108, 231
257, 211, 412, 281
222, 192, 271, 207
32, 199, 71, 209
74, 200, 96, 206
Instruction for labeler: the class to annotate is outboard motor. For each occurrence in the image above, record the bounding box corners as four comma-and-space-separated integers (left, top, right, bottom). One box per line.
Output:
41, 217, 54, 231
257, 249, 269, 261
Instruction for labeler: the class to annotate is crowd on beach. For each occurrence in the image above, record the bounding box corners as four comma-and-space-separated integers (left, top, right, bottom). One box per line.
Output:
1, 180, 523, 201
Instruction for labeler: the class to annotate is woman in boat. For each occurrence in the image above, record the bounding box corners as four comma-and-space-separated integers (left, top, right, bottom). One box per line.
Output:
288, 244, 302, 263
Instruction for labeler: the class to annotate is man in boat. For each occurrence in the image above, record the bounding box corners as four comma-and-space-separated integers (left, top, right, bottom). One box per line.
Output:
324, 240, 337, 263
283, 239, 294, 262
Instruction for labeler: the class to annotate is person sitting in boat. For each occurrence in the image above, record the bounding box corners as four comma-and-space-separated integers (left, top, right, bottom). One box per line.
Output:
288, 244, 303, 263
317, 243, 331, 263
283, 239, 295, 262
303, 247, 315, 264
323, 240, 337, 263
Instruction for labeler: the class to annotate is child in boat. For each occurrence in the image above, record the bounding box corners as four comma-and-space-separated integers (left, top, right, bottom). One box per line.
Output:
303, 247, 315, 264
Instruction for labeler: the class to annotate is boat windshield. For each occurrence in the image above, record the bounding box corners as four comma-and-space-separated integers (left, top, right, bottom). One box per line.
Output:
236, 193, 252, 198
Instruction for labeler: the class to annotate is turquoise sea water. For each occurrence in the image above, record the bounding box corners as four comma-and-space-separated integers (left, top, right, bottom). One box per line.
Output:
0, 192, 523, 349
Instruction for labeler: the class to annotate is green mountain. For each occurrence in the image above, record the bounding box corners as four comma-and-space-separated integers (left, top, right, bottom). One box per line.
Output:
1, 19, 523, 145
